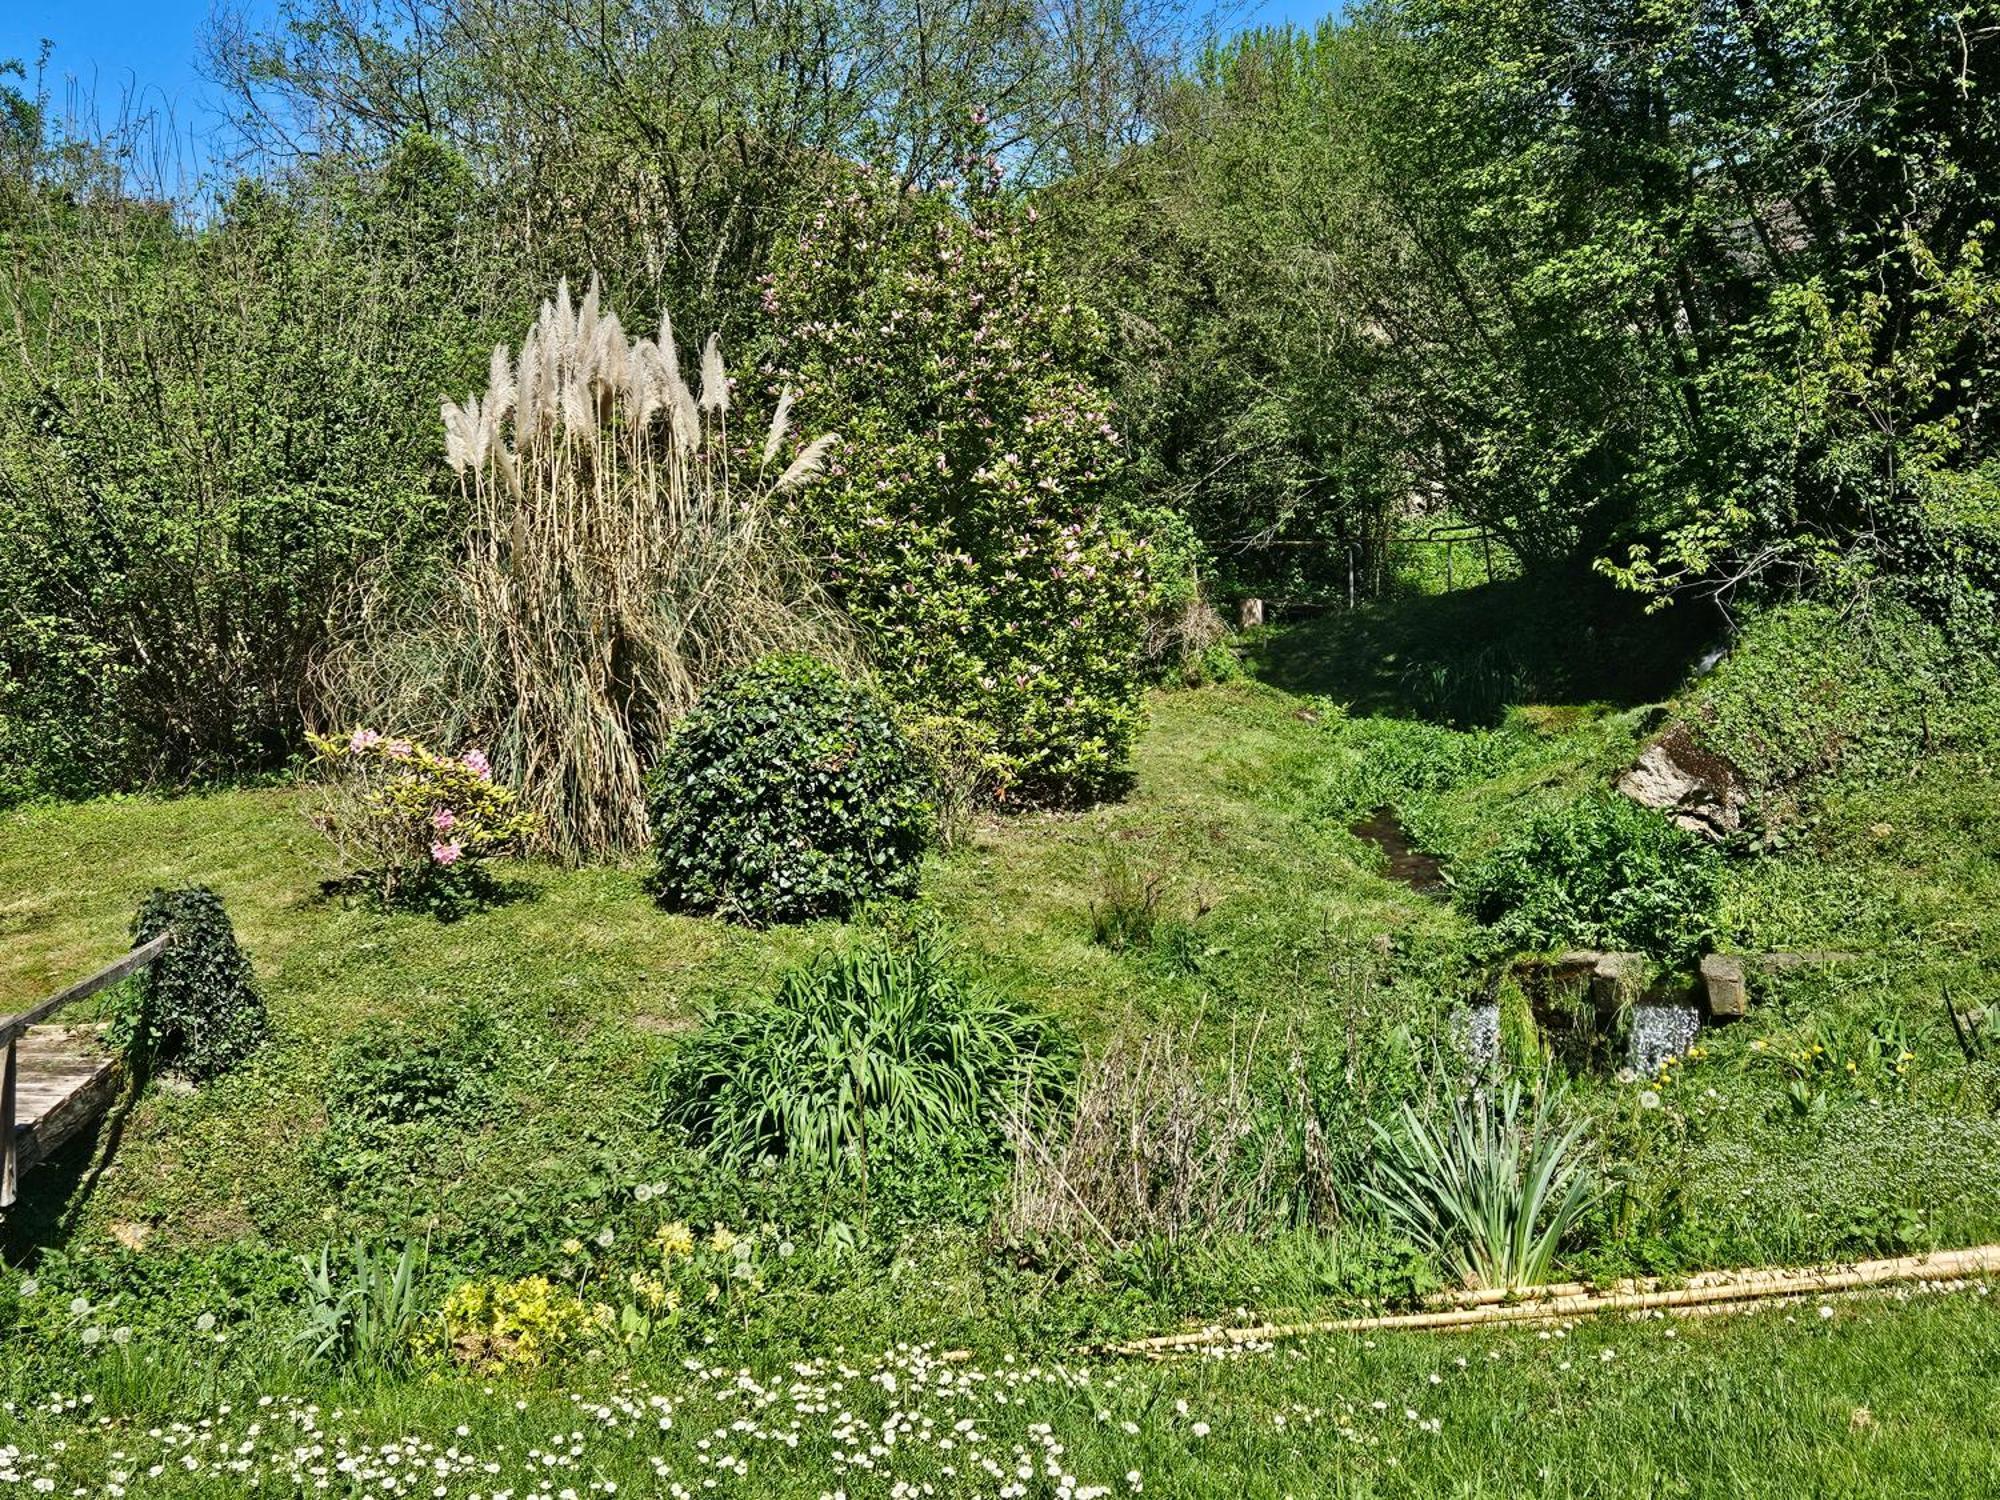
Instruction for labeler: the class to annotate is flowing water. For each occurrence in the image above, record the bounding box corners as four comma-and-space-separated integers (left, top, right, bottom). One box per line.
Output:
1629, 1001, 1702, 1076
1350, 806, 1447, 898
1460, 1001, 1500, 1066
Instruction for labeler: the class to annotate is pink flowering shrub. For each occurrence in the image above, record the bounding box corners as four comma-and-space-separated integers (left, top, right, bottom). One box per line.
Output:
308, 729, 537, 916
760, 172, 1149, 800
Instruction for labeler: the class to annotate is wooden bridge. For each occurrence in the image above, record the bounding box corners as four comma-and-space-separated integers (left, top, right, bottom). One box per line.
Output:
1, 933, 168, 1208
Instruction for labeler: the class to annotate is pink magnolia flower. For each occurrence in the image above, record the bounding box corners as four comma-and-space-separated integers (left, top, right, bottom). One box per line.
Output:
430, 840, 464, 866
431, 807, 457, 833
462, 749, 492, 780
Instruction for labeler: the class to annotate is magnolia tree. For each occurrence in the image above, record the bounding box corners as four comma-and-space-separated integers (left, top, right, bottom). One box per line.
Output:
760, 174, 1150, 802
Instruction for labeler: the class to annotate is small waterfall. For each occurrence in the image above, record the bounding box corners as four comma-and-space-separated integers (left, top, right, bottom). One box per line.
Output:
1629, 1001, 1701, 1076
1460, 1002, 1500, 1066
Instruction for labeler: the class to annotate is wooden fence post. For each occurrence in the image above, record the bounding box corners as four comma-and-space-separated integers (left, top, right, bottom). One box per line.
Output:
1, 1035, 16, 1207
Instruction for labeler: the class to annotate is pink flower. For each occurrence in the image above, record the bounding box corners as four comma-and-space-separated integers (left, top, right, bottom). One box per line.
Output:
348, 728, 382, 752
431, 807, 457, 833
383, 738, 413, 760
430, 840, 463, 866
462, 749, 492, 780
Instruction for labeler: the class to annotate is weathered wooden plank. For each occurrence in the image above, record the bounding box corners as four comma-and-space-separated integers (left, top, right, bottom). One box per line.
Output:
13, 1066, 122, 1176
0, 931, 170, 1049
4, 1026, 122, 1203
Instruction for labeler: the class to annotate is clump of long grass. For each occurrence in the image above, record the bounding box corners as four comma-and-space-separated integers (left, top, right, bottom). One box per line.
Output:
318, 278, 849, 861
1361, 1078, 1600, 1289
655, 933, 1070, 1171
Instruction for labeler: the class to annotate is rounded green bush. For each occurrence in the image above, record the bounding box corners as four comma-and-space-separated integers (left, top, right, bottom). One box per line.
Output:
650, 656, 933, 924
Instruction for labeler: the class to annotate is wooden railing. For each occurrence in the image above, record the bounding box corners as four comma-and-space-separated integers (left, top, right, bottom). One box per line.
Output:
0, 931, 171, 1207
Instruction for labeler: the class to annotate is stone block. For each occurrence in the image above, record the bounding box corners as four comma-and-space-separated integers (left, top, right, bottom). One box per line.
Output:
1700, 953, 1749, 1018
1590, 952, 1646, 1013
1617, 723, 1748, 841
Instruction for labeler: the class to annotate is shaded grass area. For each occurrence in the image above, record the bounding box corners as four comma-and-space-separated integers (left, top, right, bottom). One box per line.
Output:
1247, 568, 1724, 723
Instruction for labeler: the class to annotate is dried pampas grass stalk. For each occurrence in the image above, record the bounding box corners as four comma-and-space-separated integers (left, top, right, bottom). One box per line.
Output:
320, 275, 852, 863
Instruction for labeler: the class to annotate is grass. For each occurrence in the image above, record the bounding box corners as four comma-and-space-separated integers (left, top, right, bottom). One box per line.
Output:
5, 582, 2000, 1492
0, 674, 1459, 1267
3, 1291, 1999, 1495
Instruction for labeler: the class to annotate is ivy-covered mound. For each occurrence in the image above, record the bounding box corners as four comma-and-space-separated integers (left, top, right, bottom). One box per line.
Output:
649, 656, 934, 925
130, 885, 268, 1080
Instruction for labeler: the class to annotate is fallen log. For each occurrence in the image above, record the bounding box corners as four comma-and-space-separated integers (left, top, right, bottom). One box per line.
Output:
1109, 1245, 2000, 1356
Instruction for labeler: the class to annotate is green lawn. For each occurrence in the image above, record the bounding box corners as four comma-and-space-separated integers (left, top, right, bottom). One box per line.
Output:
4, 1290, 1998, 1497
4, 598, 1999, 1495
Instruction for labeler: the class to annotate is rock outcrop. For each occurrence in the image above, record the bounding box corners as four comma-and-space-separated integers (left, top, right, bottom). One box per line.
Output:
1618, 722, 1748, 840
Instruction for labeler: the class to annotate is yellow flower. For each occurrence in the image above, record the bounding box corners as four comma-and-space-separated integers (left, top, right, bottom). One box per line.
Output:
561, 1238, 584, 1256
707, 1225, 739, 1256
654, 1221, 695, 1259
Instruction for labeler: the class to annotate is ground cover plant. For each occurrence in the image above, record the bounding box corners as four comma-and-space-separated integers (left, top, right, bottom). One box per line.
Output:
1458, 795, 1722, 963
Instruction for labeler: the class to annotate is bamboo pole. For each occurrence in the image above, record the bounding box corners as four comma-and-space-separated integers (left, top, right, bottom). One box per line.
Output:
1108, 1246, 2000, 1356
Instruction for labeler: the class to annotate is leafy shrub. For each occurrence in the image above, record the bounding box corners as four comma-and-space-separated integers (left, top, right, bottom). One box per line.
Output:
1458, 794, 1721, 961
761, 173, 1149, 799
440, 1275, 605, 1368
292, 1240, 427, 1371
129, 886, 267, 1081
309, 730, 537, 916
1125, 502, 1231, 684
650, 656, 933, 925
655, 934, 1068, 1170
899, 712, 1010, 851
0, 178, 462, 804
1362, 1080, 1601, 1290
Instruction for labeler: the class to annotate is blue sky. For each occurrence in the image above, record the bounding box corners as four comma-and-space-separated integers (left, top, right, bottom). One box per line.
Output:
3, 0, 1346, 156
2, 1, 241, 131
